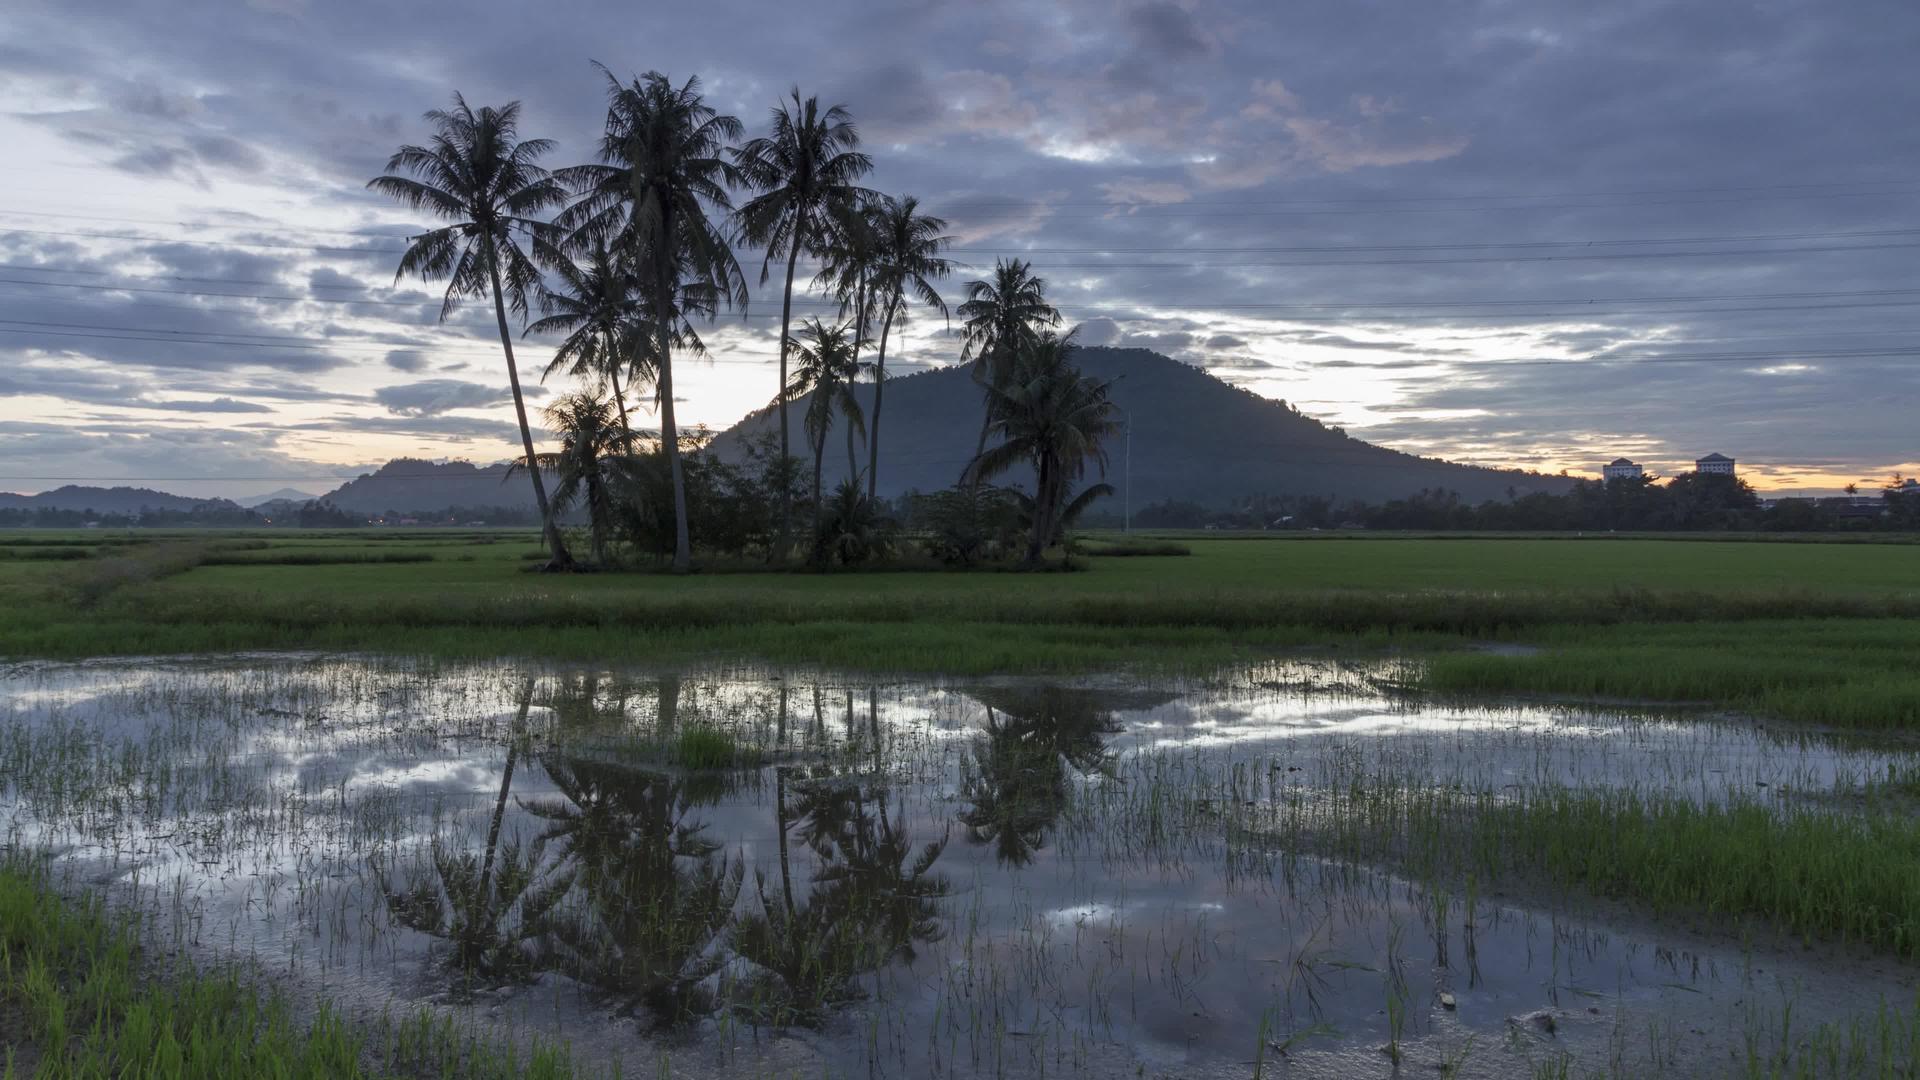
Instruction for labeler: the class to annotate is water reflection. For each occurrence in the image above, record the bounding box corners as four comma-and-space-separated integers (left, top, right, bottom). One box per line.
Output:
738, 774, 949, 1024
528, 751, 742, 1025
957, 687, 1128, 867
6, 657, 1919, 1079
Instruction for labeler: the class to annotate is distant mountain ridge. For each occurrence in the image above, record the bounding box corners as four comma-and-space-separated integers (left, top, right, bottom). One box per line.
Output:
0, 485, 238, 514
707, 346, 1573, 507
237, 488, 319, 508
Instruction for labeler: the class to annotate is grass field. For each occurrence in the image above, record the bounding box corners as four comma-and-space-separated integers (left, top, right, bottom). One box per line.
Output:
4, 527, 1919, 722
8, 528, 1920, 1075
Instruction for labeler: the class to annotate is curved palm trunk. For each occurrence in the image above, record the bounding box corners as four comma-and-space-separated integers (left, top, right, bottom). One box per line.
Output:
775, 766, 796, 916
655, 212, 693, 574
866, 299, 896, 500
772, 228, 805, 563
966, 403, 993, 490
479, 678, 536, 906
607, 346, 634, 450
487, 246, 572, 569
847, 272, 868, 488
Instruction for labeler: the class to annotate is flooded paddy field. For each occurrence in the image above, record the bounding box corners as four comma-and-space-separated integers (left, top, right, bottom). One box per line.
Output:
3, 654, 1918, 1078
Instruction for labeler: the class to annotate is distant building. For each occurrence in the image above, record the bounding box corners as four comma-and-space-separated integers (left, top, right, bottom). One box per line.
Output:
1602, 458, 1643, 481
1695, 453, 1736, 476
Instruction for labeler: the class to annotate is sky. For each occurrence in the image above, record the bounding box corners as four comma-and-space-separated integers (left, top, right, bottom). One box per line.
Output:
1, 0, 1915, 499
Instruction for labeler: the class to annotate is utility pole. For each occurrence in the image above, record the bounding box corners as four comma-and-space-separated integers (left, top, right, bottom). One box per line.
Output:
1120, 405, 1132, 533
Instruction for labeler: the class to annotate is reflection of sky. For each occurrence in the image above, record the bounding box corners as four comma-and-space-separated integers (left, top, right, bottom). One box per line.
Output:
3, 656, 1914, 1078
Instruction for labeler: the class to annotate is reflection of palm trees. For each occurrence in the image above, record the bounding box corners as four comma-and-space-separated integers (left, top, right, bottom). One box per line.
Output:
384, 679, 570, 985
522, 752, 741, 1025
736, 777, 949, 1024
957, 687, 1126, 867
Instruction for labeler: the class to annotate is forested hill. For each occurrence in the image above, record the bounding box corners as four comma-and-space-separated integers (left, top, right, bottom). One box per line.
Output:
319, 459, 538, 513
705, 346, 1573, 507
0, 485, 237, 514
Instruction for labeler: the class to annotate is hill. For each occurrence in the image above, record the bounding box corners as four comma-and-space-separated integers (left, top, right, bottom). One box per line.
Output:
317, 458, 541, 514
0, 485, 238, 514
237, 488, 320, 508
705, 347, 1573, 507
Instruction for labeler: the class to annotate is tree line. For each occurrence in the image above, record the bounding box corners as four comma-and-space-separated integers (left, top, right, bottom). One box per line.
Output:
1133, 473, 1920, 533
371, 69, 1118, 572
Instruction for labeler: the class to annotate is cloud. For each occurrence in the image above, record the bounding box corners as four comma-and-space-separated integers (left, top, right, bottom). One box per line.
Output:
373, 379, 539, 417
0, 0, 1914, 492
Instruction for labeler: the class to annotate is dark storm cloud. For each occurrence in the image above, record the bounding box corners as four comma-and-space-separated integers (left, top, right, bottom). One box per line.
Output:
1, 0, 1915, 487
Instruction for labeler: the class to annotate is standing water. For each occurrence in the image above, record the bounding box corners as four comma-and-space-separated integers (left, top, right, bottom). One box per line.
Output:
1, 655, 1914, 1078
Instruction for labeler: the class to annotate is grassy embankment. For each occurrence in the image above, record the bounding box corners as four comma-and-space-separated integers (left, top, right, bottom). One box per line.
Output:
4, 530, 1919, 725
0, 863, 585, 1078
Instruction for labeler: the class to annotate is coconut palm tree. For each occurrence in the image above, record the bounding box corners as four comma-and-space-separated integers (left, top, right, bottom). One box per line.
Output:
778, 319, 868, 523
368, 96, 573, 569
732, 91, 872, 559
526, 237, 646, 444
811, 204, 883, 483
955, 258, 1059, 487
508, 393, 624, 565
964, 331, 1119, 565
864, 195, 952, 499
561, 66, 746, 574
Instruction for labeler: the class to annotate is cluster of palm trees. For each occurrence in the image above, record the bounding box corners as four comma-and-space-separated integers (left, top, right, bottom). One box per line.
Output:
372, 68, 1117, 572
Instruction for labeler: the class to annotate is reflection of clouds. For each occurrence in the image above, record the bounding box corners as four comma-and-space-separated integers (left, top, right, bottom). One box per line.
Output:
7, 656, 1919, 1073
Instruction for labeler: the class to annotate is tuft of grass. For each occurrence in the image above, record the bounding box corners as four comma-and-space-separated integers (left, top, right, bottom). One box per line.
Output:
670, 725, 756, 770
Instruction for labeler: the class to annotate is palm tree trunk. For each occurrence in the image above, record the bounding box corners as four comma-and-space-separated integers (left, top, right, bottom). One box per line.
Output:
812, 429, 826, 526
486, 246, 571, 569
607, 353, 634, 451
479, 678, 535, 906
773, 227, 805, 563
655, 212, 692, 574
775, 766, 796, 916
1026, 455, 1053, 566
867, 298, 896, 500
845, 411, 858, 483
845, 272, 867, 489
966, 404, 992, 491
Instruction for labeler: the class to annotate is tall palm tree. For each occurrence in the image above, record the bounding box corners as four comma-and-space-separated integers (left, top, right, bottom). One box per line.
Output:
812, 204, 883, 484
508, 393, 624, 565
955, 258, 1059, 487
779, 319, 868, 523
733, 91, 872, 559
561, 66, 746, 574
864, 195, 953, 499
368, 96, 573, 569
965, 331, 1119, 565
526, 237, 646, 444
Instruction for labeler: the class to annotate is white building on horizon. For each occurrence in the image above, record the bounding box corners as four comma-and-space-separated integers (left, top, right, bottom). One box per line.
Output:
1695, 452, 1736, 476
1602, 457, 1644, 481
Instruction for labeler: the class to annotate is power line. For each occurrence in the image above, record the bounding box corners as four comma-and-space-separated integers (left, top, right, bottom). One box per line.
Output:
5, 265, 1915, 312
7, 212, 1918, 256
10, 221, 1920, 269
0, 319, 1907, 371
